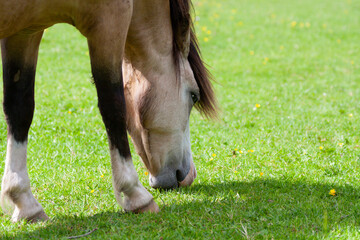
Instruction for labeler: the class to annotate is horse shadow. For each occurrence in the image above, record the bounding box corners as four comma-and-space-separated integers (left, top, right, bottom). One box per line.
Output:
3, 179, 360, 239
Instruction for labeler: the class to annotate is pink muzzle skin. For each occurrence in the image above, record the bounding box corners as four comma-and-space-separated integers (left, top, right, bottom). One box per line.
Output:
179, 161, 197, 187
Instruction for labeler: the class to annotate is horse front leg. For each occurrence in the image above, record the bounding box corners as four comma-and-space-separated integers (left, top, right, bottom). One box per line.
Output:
1, 32, 48, 222
85, 9, 158, 213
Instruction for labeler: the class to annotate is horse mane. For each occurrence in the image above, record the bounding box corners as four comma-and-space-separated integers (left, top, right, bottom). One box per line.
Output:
169, 0, 218, 118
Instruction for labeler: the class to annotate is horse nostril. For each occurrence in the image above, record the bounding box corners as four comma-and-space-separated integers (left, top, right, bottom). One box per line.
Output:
176, 169, 185, 182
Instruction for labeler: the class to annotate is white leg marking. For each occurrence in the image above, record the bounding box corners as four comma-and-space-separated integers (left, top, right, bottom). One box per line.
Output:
110, 149, 153, 211
1, 135, 46, 222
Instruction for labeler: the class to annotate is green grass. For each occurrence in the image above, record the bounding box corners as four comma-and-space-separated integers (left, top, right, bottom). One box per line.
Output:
1, 0, 360, 239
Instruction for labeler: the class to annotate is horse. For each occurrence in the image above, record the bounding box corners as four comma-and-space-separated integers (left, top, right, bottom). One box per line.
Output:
0, 0, 217, 222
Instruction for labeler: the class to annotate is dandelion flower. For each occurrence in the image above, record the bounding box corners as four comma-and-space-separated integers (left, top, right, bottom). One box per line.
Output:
299, 22, 304, 28
349, 113, 353, 117
231, 9, 237, 14
212, 153, 216, 157
260, 172, 264, 176
291, 21, 297, 27
350, 60, 354, 65
337, 39, 341, 44
319, 146, 324, 150
235, 148, 238, 151
329, 189, 336, 196
255, 104, 261, 108
338, 143, 344, 147
90, 189, 95, 194
201, 26, 207, 31
206, 30, 211, 35
68, 110, 72, 114
280, 45, 284, 50
248, 149, 254, 153
234, 170, 238, 173
100, 174, 104, 178
144, 171, 149, 176
249, 50, 255, 55
239, 150, 243, 154
204, 37, 209, 42
238, 21, 243, 26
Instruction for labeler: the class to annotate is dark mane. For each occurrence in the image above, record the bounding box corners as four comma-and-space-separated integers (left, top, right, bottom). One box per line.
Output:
169, 0, 218, 118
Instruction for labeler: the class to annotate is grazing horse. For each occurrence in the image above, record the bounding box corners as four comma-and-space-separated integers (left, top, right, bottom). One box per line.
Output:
0, 0, 216, 222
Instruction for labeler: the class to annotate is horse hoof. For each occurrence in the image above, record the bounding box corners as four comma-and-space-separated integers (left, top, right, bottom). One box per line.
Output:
26, 210, 49, 223
132, 199, 159, 214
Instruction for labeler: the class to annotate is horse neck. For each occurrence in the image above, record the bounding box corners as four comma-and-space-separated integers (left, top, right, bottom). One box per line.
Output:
124, 0, 176, 82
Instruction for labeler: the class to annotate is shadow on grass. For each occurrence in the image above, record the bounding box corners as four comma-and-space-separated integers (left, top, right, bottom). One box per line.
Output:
3, 179, 360, 239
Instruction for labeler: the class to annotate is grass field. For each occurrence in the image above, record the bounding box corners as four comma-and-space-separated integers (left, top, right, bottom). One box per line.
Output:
1, 0, 360, 239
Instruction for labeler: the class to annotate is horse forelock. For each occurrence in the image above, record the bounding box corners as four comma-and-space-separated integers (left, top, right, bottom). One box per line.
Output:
169, 0, 218, 119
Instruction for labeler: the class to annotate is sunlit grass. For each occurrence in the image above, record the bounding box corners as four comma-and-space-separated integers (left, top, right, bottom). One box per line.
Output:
1, 0, 360, 239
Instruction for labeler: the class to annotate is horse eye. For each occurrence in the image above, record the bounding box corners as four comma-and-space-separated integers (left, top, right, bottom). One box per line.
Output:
191, 92, 199, 104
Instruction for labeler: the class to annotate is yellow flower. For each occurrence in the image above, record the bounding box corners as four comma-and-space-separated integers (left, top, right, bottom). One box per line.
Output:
264, 57, 269, 62
206, 30, 211, 35
231, 9, 237, 14
239, 150, 243, 154
329, 189, 336, 196
319, 146, 324, 150
201, 26, 207, 31
255, 103, 261, 108
338, 143, 344, 147
212, 153, 216, 157
234, 170, 238, 173
249, 50, 255, 55
85, 51, 89, 56
204, 37, 209, 42
260, 172, 264, 176
305, 22, 311, 28
234, 148, 238, 151
90, 189, 95, 193
291, 21, 297, 27
299, 22, 304, 28
209, 157, 214, 161
322, 24, 327, 29
349, 113, 353, 117
68, 110, 72, 114
100, 174, 104, 178
337, 39, 341, 44
248, 149, 254, 153
238, 21, 243, 26
280, 45, 284, 50
144, 171, 149, 176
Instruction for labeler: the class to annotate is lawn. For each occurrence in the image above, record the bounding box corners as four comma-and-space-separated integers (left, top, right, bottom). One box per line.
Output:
1, 0, 360, 239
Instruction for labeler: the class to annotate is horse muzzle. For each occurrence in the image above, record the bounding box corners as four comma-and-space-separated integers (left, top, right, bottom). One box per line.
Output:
149, 160, 197, 189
